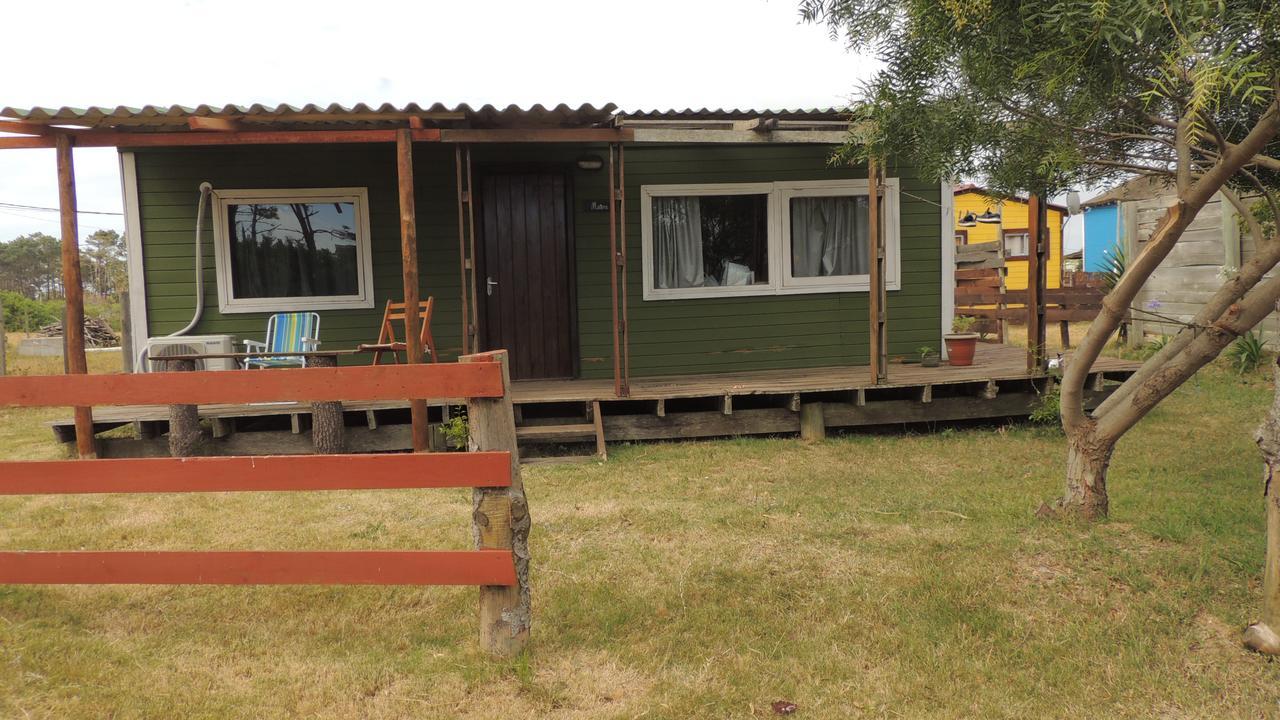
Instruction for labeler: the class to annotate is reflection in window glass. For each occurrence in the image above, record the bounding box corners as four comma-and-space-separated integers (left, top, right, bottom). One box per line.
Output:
652, 194, 768, 289
227, 202, 360, 299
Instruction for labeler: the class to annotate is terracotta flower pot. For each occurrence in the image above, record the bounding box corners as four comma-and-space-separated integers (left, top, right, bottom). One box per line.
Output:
944, 333, 980, 366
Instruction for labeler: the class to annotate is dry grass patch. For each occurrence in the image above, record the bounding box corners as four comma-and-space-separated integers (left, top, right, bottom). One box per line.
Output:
2, 344, 1280, 716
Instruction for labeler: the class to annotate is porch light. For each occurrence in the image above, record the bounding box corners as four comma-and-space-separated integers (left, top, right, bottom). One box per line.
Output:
975, 209, 1002, 224
576, 154, 604, 171
958, 211, 978, 227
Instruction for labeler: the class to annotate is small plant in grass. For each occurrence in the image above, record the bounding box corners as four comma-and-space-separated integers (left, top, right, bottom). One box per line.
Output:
1139, 334, 1171, 360
1030, 384, 1062, 426
1226, 331, 1267, 374
442, 413, 469, 450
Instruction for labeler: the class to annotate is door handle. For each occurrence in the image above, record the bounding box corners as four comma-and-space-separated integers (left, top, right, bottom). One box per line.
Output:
486, 276, 497, 296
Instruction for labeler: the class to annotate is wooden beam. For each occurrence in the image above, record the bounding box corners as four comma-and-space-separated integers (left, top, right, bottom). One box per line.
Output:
0, 128, 443, 150
0, 550, 517, 586
868, 158, 888, 384
0, 119, 53, 136
187, 116, 243, 132
1027, 194, 1048, 372
55, 135, 96, 459
396, 129, 429, 453
0, 453, 512, 495
0, 363, 504, 408
440, 128, 632, 143
608, 144, 624, 397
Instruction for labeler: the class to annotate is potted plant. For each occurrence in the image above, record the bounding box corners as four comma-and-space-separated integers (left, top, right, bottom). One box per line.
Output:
919, 346, 940, 367
945, 316, 981, 366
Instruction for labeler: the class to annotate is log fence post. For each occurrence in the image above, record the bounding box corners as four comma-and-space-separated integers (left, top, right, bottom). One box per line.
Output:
166, 358, 203, 457
460, 349, 530, 656
309, 354, 345, 454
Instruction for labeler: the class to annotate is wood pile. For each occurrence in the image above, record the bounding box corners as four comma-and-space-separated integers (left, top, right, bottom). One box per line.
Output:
37, 317, 120, 347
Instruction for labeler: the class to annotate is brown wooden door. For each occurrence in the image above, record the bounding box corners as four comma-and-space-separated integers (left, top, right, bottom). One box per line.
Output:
478, 171, 576, 380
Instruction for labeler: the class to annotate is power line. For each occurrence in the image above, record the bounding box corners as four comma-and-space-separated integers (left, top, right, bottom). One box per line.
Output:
0, 201, 123, 216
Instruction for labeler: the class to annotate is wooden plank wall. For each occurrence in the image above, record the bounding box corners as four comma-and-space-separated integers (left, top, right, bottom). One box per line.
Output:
135, 145, 942, 379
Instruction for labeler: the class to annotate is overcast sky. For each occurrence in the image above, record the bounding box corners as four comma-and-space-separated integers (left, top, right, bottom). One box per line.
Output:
0, 0, 1086, 251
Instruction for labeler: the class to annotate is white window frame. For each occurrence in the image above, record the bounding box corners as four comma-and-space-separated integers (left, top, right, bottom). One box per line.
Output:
211, 187, 375, 314
778, 178, 900, 294
640, 179, 901, 301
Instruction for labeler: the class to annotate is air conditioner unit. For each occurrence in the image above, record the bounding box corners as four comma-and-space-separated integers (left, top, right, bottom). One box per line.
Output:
146, 334, 238, 372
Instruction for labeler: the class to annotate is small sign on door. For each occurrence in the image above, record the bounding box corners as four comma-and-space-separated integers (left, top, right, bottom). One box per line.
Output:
585, 200, 609, 212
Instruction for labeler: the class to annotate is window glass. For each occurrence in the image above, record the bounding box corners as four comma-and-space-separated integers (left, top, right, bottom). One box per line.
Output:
1004, 231, 1030, 257
652, 194, 769, 289
227, 201, 360, 299
789, 195, 869, 278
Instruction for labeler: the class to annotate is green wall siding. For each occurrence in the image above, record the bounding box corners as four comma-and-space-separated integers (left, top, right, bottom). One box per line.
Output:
133, 144, 941, 377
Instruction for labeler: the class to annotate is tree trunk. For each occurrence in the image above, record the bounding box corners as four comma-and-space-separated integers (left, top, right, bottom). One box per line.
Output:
167, 359, 205, 457
309, 354, 345, 454
1245, 362, 1280, 654
1046, 428, 1114, 520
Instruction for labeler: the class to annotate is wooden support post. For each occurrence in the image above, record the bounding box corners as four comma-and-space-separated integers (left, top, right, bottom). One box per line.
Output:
455, 144, 477, 354
0, 292, 5, 377
855, 388, 867, 407
56, 134, 96, 458
166, 359, 203, 457
1060, 320, 1070, 349
868, 158, 888, 384
607, 143, 631, 397
211, 417, 234, 439
460, 350, 530, 657
788, 393, 801, 412
655, 399, 666, 417
120, 290, 133, 374
800, 402, 826, 441
1027, 194, 1048, 372
308, 354, 345, 454
919, 384, 933, 404
722, 394, 733, 416
981, 380, 999, 400
396, 129, 429, 452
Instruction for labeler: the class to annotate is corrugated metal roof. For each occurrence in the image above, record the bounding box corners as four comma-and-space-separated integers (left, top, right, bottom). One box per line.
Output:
623, 107, 851, 121
0, 102, 620, 130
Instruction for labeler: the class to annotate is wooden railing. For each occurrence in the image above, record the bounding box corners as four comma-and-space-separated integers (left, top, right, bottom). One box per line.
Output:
0, 349, 531, 657
955, 268, 1110, 348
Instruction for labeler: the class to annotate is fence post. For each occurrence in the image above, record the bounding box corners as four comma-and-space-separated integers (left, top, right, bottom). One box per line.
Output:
308, 354, 345, 454
459, 350, 530, 656
120, 290, 133, 374
166, 359, 204, 457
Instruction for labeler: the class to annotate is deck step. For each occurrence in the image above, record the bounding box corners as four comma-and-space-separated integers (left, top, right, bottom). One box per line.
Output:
515, 423, 597, 442
521, 455, 599, 466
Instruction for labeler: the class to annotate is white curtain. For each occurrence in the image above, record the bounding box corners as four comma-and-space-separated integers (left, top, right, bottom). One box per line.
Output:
654, 196, 705, 289
790, 196, 869, 277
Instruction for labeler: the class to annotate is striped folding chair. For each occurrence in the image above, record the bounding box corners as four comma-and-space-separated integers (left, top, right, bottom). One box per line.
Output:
243, 312, 320, 368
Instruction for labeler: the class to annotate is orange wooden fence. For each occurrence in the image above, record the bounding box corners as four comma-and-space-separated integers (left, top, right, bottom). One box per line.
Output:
0, 350, 531, 657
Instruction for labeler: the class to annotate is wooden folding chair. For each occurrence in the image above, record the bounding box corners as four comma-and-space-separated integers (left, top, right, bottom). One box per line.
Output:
360, 297, 438, 365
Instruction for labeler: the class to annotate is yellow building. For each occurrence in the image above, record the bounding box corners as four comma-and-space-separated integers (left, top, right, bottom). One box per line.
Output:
953, 185, 1065, 290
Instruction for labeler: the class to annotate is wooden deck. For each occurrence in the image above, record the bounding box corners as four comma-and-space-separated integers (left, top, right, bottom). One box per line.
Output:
48, 344, 1139, 458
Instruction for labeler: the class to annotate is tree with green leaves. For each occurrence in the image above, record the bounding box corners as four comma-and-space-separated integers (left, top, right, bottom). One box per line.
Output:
804, 0, 1279, 514
804, 0, 1280, 653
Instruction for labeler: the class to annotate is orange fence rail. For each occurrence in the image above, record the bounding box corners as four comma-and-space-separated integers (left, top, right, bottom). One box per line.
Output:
0, 352, 530, 657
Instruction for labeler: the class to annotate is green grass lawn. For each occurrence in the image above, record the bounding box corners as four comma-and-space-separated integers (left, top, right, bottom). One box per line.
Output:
1, 339, 1278, 717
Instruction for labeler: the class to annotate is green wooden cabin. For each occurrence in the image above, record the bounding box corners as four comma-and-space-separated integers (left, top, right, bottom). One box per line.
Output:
90, 103, 954, 386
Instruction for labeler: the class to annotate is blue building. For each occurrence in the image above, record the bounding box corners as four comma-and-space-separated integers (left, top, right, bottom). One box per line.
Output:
1082, 199, 1121, 272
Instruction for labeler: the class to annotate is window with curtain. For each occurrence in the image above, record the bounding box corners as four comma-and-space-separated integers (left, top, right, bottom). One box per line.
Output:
652, 194, 769, 289
788, 195, 869, 278
212, 189, 374, 313
641, 180, 902, 299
